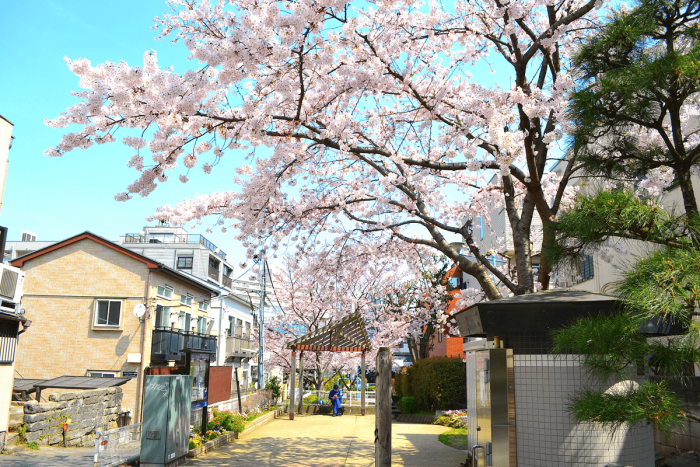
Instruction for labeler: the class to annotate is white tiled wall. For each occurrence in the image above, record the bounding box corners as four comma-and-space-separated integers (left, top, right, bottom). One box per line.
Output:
513, 355, 654, 467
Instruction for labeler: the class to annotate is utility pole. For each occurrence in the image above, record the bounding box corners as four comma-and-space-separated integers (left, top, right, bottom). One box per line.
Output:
255, 253, 267, 388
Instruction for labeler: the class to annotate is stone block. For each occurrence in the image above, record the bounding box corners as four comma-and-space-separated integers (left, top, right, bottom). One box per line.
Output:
24, 431, 42, 442
47, 434, 63, 445
56, 392, 79, 402
105, 406, 120, 415
84, 396, 101, 405
24, 401, 58, 414
45, 426, 62, 436
26, 420, 48, 432
24, 412, 47, 423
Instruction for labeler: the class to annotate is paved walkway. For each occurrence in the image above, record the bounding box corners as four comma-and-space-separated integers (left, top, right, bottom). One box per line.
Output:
0, 414, 467, 467
189, 413, 468, 467
0, 447, 95, 467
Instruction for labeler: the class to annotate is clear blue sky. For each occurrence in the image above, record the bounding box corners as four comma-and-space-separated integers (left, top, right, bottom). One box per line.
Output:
0, 0, 250, 268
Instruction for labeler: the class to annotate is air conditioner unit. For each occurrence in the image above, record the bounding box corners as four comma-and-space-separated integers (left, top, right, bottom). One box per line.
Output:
0, 262, 25, 313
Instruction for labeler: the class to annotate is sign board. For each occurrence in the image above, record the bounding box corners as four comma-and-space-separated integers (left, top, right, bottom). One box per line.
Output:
191, 401, 208, 410
123, 371, 138, 378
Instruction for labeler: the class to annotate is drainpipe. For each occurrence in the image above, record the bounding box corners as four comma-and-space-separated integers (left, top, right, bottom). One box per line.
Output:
136, 271, 151, 423
217, 299, 223, 366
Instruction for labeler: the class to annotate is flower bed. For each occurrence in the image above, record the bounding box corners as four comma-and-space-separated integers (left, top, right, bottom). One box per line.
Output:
187, 406, 285, 458
433, 410, 468, 428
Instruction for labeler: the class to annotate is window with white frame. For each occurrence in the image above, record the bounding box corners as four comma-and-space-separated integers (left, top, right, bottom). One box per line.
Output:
197, 316, 206, 334
88, 371, 118, 378
155, 305, 171, 328
94, 300, 122, 327
180, 293, 193, 306
179, 312, 191, 331
198, 300, 209, 312
156, 285, 173, 299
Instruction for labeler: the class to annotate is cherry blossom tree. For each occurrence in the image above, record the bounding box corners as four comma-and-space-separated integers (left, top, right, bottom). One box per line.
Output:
47, 0, 607, 300
264, 242, 447, 387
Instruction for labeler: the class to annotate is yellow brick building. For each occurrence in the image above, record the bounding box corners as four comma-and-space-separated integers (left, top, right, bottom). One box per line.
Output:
11, 232, 219, 418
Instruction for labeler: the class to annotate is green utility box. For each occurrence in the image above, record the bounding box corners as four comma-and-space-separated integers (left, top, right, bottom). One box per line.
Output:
141, 375, 193, 467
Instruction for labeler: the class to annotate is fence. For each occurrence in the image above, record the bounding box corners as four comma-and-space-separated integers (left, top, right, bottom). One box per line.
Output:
93, 423, 142, 467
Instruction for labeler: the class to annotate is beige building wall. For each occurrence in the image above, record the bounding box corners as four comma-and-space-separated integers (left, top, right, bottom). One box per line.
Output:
15, 239, 150, 410
0, 362, 14, 433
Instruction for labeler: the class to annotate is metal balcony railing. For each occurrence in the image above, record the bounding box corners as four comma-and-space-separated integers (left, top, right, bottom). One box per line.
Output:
208, 264, 220, 281
222, 276, 233, 289
151, 327, 217, 363
124, 233, 227, 260
226, 335, 255, 357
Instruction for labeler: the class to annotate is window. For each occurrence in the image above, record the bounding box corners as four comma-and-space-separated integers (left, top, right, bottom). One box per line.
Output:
155, 305, 171, 328
199, 300, 209, 312
179, 312, 191, 331
245, 322, 251, 338
157, 285, 173, 299
94, 300, 122, 327
223, 265, 233, 277
209, 257, 220, 269
180, 294, 193, 306
177, 256, 193, 269
581, 254, 594, 281
197, 317, 206, 334
88, 371, 118, 378
236, 319, 243, 337
228, 316, 235, 335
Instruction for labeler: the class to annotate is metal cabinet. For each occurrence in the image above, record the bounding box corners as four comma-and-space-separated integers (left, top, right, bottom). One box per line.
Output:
466, 348, 515, 467
141, 375, 193, 467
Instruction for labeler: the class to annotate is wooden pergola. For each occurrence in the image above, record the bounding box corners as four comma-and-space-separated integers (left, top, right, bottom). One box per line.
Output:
284, 312, 370, 419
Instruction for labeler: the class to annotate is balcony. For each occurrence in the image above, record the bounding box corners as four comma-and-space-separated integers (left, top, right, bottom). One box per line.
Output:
151, 327, 217, 363
124, 233, 227, 260
222, 276, 233, 289
226, 335, 256, 358
208, 264, 220, 281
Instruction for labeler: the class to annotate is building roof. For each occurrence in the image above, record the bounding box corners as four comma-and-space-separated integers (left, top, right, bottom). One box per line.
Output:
0, 114, 13, 126
285, 312, 370, 352
10, 231, 220, 295
453, 289, 621, 337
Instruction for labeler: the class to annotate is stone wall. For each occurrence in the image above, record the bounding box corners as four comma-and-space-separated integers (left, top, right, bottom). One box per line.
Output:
22, 387, 122, 446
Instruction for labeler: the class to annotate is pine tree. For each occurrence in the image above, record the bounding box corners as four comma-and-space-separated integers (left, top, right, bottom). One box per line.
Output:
547, 0, 700, 429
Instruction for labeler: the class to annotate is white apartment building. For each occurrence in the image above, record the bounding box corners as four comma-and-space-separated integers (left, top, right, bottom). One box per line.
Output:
115, 224, 274, 389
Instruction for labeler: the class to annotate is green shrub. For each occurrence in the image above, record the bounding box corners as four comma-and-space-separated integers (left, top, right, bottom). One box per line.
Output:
401, 397, 419, 414
189, 439, 198, 450
265, 376, 282, 403
399, 357, 466, 410
27, 442, 39, 451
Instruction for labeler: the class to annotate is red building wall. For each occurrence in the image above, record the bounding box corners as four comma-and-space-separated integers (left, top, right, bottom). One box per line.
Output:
208, 366, 233, 405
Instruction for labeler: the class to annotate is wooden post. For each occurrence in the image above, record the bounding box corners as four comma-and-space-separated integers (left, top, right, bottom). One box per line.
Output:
361, 351, 366, 416
375, 347, 391, 467
297, 352, 305, 414
289, 350, 297, 420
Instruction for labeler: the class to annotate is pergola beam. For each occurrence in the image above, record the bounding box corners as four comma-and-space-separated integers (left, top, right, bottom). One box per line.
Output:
291, 344, 366, 352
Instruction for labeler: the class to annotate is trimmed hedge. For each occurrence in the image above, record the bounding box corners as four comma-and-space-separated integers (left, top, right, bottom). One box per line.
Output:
394, 357, 466, 410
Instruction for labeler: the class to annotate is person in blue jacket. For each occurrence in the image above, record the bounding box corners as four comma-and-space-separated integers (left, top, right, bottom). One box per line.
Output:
329, 384, 343, 416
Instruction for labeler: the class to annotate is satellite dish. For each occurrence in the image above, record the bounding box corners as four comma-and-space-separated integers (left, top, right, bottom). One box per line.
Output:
133, 304, 146, 318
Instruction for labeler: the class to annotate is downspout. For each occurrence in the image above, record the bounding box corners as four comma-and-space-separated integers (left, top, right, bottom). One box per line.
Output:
137, 271, 151, 423
217, 298, 223, 366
